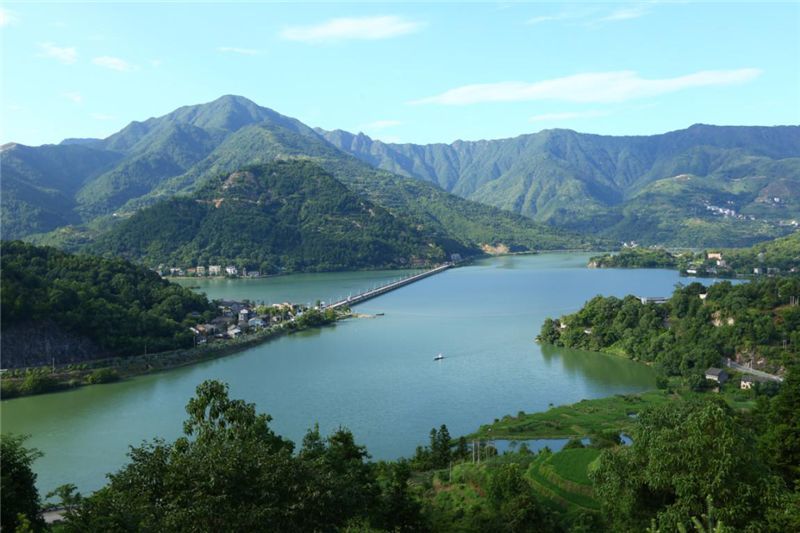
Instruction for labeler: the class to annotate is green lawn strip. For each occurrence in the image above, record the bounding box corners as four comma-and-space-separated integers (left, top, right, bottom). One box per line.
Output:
526, 457, 600, 511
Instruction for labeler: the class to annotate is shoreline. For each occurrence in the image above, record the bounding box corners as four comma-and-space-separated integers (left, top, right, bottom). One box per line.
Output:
0, 311, 357, 400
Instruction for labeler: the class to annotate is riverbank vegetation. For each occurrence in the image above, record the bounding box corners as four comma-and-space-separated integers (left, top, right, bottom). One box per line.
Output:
589, 230, 800, 275
0, 241, 352, 399
4, 370, 798, 531
1, 306, 344, 399
538, 278, 800, 378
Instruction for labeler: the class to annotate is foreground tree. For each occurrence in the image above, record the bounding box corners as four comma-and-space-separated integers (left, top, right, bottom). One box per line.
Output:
0, 434, 44, 532
592, 398, 782, 531
757, 365, 800, 487
56, 380, 412, 532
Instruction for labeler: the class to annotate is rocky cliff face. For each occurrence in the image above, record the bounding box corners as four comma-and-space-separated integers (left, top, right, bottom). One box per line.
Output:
1, 321, 106, 368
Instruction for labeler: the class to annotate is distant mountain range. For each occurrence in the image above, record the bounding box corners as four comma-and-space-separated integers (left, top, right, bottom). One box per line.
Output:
321, 124, 800, 246
1, 96, 594, 268
2, 95, 798, 270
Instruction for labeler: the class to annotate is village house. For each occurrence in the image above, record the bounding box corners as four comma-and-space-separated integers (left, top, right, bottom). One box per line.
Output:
639, 296, 668, 305
227, 325, 242, 338
209, 265, 222, 276
707, 252, 723, 261
197, 323, 219, 336
248, 317, 267, 329
211, 316, 234, 331
705, 367, 729, 384
238, 308, 250, 324
225, 265, 238, 276
740, 375, 769, 390
196, 266, 206, 276
219, 300, 248, 314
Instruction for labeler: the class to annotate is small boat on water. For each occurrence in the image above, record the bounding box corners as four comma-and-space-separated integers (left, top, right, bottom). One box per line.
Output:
434, 353, 445, 361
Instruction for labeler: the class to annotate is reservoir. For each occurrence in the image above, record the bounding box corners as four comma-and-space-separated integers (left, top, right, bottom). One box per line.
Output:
2, 253, 704, 495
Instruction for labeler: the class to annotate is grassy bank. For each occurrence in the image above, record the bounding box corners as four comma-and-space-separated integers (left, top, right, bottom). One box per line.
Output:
468, 386, 756, 441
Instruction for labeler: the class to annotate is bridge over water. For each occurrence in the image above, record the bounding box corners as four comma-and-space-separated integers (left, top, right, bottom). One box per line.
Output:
327, 263, 453, 310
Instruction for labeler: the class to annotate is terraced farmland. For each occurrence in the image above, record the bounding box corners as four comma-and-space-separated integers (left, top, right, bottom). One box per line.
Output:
526, 448, 601, 512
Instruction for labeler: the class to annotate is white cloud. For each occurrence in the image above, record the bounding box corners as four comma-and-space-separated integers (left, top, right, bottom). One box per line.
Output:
529, 110, 610, 122
91, 113, 116, 121
218, 47, 261, 56
411, 69, 763, 105
360, 119, 402, 130
92, 56, 134, 71
62, 92, 83, 104
281, 15, 424, 44
38, 43, 77, 64
1, 7, 18, 26
526, 12, 573, 25
593, 5, 650, 24
526, 4, 653, 27
150, 59, 163, 68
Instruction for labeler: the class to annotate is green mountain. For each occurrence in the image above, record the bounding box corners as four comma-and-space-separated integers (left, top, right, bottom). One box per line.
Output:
90, 160, 460, 271
0, 143, 122, 238
2, 96, 592, 258
320, 125, 800, 246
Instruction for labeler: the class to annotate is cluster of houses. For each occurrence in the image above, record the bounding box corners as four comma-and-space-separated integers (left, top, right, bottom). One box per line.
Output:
189, 300, 305, 342
704, 367, 777, 391
684, 251, 797, 277
156, 265, 262, 278
684, 251, 730, 276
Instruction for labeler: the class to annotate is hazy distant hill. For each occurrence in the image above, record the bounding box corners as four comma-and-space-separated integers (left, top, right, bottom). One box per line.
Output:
320, 125, 800, 246
2, 96, 592, 262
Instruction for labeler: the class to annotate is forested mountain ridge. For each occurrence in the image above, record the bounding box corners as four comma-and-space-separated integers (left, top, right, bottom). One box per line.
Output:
2, 95, 592, 255
89, 160, 460, 271
321, 125, 800, 246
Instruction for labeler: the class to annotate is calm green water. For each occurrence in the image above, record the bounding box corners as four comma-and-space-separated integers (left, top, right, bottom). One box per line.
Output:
3, 254, 702, 495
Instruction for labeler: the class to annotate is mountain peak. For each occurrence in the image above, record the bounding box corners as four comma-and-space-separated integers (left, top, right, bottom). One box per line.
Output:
210, 94, 258, 107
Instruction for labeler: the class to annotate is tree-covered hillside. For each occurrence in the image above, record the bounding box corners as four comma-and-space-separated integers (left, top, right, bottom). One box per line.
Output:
0, 241, 213, 368
538, 278, 800, 378
90, 160, 457, 271
322, 125, 800, 246
0, 143, 122, 238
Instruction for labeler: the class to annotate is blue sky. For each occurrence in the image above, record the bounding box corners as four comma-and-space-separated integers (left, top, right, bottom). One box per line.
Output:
2, 1, 798, 146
